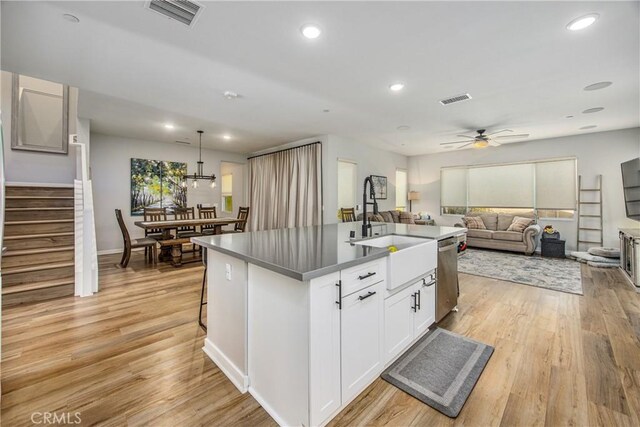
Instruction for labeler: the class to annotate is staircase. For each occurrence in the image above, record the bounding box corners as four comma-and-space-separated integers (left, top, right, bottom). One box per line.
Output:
2, 185, 75, 306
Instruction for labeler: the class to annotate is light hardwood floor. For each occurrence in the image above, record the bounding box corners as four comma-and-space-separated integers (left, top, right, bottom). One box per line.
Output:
2, 252, 639, 426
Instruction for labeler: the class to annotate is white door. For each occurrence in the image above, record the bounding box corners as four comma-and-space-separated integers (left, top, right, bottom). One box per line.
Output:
341, 282, 383, 404
309, 272, 341, 425
414, 278, 436, 337
383, 284, 416, 364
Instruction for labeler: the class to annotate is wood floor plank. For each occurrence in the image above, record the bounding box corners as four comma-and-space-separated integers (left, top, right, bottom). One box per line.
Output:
2, 252, 639, 426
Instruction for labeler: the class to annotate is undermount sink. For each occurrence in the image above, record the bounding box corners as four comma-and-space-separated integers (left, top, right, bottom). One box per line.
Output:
353, 234, 429, 249
353, 234, 437, 290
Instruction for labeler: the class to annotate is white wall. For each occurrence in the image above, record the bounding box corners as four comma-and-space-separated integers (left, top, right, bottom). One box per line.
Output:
91, 133, 247, 252
408, 127, 640, 251
1, 70, 78, 184
325, 135, 408, 223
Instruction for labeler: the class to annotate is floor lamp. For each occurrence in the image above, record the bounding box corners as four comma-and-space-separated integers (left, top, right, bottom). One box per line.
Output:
408, 191, 420, 212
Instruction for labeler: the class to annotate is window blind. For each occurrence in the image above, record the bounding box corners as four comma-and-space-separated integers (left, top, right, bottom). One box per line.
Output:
221, 174, 232, 194
338, 160, 357, 209
535, 159, 577, 210
396, 169, 407, 208
468, 163, 535, 208
440, 168, 467, 207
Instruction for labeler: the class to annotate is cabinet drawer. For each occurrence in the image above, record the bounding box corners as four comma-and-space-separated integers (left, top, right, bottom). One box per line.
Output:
341, 259, 385, 296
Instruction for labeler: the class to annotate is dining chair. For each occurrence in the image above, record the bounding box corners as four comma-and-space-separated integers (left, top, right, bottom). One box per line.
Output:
222, 206, 250, 234
143, 207, 167, 239
340, 207, 356, 223
198, 206, 218, 235
115, 209, 157, 268
174, 207, 202, 238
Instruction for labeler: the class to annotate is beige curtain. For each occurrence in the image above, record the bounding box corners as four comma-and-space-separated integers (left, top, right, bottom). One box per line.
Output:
249, 143, 322, 231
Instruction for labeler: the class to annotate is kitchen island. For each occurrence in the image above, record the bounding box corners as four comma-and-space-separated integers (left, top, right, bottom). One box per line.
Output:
192, 222, 466, 426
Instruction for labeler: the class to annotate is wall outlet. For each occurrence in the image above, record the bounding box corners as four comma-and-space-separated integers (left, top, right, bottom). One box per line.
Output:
225, 263, 232, 280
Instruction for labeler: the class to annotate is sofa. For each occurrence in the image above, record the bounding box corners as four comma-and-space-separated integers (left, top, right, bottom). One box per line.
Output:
454, 211, 541, 255
356, 210, 421, 225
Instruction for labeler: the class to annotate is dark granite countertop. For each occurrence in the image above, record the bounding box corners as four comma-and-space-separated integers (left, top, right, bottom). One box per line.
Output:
192, 222, 466, 281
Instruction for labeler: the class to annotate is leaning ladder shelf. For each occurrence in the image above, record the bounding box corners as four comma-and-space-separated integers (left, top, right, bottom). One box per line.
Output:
576, 175, 603, 250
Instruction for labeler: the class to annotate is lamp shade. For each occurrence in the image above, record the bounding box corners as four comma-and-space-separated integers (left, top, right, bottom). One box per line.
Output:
408, 191, 420, 201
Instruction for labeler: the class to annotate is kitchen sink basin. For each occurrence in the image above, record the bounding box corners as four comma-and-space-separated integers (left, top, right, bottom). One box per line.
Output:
353, 234, 437, 290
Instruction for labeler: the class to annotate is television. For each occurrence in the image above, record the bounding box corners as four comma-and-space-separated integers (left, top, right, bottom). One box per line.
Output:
621, 157, 640, 221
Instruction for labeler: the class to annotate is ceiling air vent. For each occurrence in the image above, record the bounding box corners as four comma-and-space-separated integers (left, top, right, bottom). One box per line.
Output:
145, 0, 204, 27
439, 93, 472, 106
174, 140, 191, 145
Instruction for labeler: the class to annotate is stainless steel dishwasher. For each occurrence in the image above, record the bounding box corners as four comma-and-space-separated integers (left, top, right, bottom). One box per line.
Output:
436, 237, 459, 322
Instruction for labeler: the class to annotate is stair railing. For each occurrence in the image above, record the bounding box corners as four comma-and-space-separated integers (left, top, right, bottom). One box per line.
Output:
70, 134, 98, 296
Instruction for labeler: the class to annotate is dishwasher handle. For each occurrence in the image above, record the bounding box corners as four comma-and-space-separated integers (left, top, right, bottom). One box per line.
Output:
438, 242, 458, 253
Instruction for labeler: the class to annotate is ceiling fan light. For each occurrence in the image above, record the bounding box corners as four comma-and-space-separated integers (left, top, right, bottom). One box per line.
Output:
473, 140, 489, 149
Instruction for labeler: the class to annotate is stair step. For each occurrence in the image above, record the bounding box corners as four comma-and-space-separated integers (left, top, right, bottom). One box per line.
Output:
578, 202, 601, 205
5, 196, 74, 199
579, 228, 602, 231
2, 261, 75, 275
1, 247, 74, 269
579, 215, 601, 218
4, 208, 74, 221
2, 280, 75, 306
2, 233, 75, 251
580, 189, 601, 191
4, 220, 74, 237
5, 185, 73, 198
2, 277, 75, 295
3, 246, 74, 257
6, 197, 74, 208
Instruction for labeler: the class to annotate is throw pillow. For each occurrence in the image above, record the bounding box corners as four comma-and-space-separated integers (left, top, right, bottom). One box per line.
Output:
371, 213, 385, 222
399, 212, 415, 224
380, 211, 394, 223
506, 216, 534, 233
463, 216, 486, 230
390, 210, 401, 223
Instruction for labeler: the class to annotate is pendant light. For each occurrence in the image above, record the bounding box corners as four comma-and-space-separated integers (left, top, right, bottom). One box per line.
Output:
182, 130, 217, 189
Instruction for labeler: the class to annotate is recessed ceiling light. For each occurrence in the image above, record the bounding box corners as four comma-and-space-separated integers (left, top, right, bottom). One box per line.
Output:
301, 24, 321, 39
224, 91, 239, 99
582, 107, 604, 114
63, 13, 80, 23
566, 13, 599, 31
389, 83, 405, 92
580, 125, 598, 130
223, 134, 231, 140
397, 125, 411, 131
164, 123, 175, 130
584, 81, 612, 91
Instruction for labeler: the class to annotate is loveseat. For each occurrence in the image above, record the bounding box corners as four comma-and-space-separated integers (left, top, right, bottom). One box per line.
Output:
454, 212, 541, 255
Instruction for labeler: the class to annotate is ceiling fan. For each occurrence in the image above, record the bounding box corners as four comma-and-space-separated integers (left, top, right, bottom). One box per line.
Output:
440, 129, 529, 149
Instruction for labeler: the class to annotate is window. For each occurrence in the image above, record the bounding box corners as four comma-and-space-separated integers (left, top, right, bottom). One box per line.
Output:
395, 169, 407, 211
337, 159, 357, 219
440, 158, 576, 218
221, 173, 233, 212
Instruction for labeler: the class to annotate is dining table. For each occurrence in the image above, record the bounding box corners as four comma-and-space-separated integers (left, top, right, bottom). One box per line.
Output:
134, 217, 246, 267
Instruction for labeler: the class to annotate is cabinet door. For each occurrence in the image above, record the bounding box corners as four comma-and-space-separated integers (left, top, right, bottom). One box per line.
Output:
414, 278, 436, 337
309, 272, 341, 426
383, 284, 416, 364
341, 282, 383, 404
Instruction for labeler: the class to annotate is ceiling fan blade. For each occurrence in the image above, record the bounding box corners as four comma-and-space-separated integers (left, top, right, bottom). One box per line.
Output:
455, 134, 476, 140
487, 129, 513, 136
495, 133, 530, 139
440, 141, 470, 145
456, 142, 474, 149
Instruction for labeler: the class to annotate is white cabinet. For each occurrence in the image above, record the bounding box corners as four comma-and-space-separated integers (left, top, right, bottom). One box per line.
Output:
309, 272, 342, 426
340, 281, 384, 404
383, 272, 436, 364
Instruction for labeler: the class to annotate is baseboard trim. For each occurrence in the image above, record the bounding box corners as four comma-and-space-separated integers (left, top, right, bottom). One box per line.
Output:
97, 248, 147, 256
203, 338, 249, 393
249, 386, 290, 427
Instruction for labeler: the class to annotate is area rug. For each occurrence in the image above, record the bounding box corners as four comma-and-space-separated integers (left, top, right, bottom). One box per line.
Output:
381, 328, 493, 418
458, 248, 583, 295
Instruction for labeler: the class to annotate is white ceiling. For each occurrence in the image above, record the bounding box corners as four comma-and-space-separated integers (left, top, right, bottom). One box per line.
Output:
1, 1, 638, 155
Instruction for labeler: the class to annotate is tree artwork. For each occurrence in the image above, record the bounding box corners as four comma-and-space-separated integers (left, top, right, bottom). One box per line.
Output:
130, 158, 188, 215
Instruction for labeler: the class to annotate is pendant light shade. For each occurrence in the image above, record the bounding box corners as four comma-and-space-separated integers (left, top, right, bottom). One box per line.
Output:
182, 130, 217, 189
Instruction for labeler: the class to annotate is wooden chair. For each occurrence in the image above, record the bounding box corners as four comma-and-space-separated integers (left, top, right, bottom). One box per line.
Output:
222, 206, 250, 234
143, 207, 167, 239
340, 207, 356, 222
198, 206, 218, 235
174, 207, 202, 238
115, 209, 157, 268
